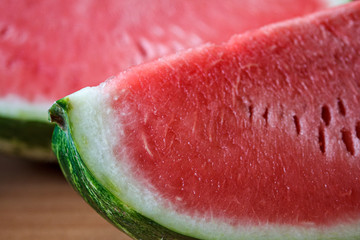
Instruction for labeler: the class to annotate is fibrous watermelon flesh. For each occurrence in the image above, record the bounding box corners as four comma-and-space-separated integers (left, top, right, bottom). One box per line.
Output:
50, 2, 360, 239
0, 0, 348, 160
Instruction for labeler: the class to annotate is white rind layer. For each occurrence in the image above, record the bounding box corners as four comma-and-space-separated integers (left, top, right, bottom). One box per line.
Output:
0, 95, 51, 122
325, 0, 352, 7
66, 85, 360, 240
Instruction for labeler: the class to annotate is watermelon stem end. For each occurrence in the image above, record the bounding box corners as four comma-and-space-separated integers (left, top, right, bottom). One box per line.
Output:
48, 98, 70, 131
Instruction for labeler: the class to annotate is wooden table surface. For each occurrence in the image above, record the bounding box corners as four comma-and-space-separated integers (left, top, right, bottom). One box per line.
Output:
0, 153, 132, 240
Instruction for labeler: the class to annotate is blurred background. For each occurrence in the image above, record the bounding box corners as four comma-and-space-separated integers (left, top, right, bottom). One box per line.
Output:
0, 153, 130, 240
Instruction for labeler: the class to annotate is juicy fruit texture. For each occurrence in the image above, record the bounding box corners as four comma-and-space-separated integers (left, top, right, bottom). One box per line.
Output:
50, 2, 360, 239
106, 2, 360, 227
0, 0, 345, 104
1, 0, 343, 161
1, 0, 341, 160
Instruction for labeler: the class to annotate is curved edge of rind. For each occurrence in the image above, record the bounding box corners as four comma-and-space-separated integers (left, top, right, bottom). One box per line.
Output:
0, 115, 55, 161
50, 101, 198, 240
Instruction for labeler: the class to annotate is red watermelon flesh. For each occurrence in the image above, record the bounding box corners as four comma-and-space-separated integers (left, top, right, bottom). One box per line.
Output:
91, 2, 360, 228
0, 0, 344, 104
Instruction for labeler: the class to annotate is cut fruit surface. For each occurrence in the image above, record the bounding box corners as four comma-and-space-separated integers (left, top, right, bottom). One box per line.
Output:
0, 0, 348, 160
50, 2, 360, 239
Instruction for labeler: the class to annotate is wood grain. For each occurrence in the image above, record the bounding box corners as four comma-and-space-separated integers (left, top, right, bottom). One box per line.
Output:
0, 153, 132, 240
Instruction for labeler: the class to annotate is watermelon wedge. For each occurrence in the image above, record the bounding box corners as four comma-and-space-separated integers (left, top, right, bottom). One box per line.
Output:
49, 2, 360, 239
0, 0, 349, 160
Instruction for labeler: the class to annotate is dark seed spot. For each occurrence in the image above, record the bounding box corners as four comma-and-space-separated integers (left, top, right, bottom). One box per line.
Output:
248, 104, 253, 121
293, 115, 301, 135
337, 98, 346, 116
321, 105, 331, 126
356, 121, 360, 140
341, 128, 354, 155
318, 125, 325, 154
262, 107, 268, 125
135, 40, 147, 57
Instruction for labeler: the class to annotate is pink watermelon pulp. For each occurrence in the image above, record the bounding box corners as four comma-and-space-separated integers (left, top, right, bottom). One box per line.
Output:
1, 0, 343, 160
50, 2, 360, 239
106, 2, 360, 227
0, 0, 344, 107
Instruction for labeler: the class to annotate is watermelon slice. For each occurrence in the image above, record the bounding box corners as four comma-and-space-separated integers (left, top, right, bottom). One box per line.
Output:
49, 2, 360, 239
0, 0, 348, 160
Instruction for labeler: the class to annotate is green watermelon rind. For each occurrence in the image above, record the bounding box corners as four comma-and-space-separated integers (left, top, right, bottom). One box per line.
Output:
0, 97, 56, 161
49, 98, 198, 240
0, 115, 55, 161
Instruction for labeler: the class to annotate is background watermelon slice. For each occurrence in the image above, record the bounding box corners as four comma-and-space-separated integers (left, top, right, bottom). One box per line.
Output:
0, 0, 349, 160
50, 2, 360, 239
